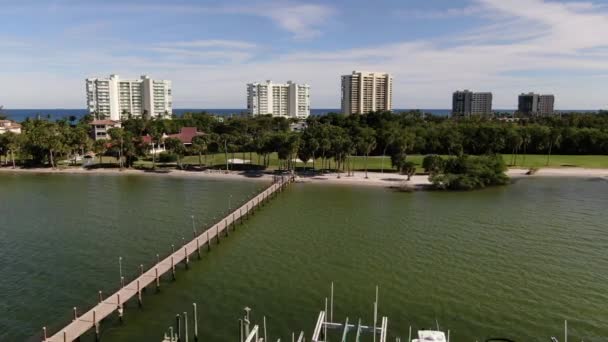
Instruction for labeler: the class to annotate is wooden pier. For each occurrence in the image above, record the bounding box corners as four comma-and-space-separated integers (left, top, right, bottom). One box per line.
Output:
43, 175, 292, 342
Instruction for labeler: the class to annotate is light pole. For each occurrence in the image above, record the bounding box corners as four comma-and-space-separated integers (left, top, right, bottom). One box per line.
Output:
119, 256, 123, 287
229, 194, 232, 211
191, 215, 196, 237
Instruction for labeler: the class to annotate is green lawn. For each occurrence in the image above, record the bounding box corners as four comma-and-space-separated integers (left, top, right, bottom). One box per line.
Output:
45, 153, 608, 171
142, 153, 608, 171
501, 154, 608, 168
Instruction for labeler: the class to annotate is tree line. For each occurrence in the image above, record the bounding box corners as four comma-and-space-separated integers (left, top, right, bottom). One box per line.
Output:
1, 110, 608, 171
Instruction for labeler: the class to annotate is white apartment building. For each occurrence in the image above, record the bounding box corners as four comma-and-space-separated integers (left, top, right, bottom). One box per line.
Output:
471, 92, 493, 115
247, 80, 310, 118
86, 75, 172, 121
341, 71, 393, 115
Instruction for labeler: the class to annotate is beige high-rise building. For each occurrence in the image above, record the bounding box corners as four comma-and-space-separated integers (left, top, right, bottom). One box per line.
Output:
341, 71, 393, 115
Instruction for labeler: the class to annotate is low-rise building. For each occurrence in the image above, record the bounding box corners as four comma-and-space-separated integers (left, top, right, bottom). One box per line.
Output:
142, 127, 205, 149
90, 119, 121, 140
166, 127, 205, 146
0, 120, 22, 134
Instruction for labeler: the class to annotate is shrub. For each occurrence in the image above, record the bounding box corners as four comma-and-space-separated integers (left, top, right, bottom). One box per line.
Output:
422, 154, 445, 174
158, 152, 177, 163
429, 154, 509, 190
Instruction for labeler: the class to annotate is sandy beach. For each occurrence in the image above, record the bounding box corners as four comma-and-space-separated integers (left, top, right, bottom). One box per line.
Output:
2, 166, 607, 189
0, 166, 274, 182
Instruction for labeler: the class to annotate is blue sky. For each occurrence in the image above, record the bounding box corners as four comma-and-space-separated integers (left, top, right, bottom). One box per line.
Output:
1, 0, 608, 109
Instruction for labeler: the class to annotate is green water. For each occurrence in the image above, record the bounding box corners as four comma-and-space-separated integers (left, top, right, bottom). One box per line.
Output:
2, 175, 608, 341
0, 173, 267, 341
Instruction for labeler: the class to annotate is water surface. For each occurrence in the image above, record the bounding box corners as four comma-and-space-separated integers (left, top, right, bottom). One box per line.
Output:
1, 175, 607, 341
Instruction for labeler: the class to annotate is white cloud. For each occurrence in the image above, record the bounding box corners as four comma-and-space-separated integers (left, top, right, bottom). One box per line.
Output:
168, 40, 257, 49
253, 3, 334, 40
12, 1, 335, 41
1, 0, 608, 110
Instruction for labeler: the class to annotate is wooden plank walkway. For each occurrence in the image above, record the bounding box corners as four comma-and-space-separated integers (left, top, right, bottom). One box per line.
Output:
44, 176, 292, 342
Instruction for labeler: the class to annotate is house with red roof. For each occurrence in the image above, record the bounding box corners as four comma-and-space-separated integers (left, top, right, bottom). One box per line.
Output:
141, 127, 204, 154
166, 127, 205, 146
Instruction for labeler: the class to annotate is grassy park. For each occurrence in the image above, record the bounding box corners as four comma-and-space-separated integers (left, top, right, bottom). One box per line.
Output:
77, 153, 608, 172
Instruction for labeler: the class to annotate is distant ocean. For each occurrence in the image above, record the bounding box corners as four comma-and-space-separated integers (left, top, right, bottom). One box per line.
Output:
1, 108, 599, 122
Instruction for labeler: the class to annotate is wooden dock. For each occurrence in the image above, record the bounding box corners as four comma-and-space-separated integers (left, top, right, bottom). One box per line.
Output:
43, 175, 292, 342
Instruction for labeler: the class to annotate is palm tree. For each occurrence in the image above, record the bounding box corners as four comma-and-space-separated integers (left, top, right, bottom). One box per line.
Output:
150, 129, 163, 169
93, 139, 108, 165
165, 137, 186, 169
191, 135, 209, 168
218, 134, 233, 171
4, 132, 20, 168
357, 127, 377, 179
546, 128, 562, 166
378, 125, 397, 173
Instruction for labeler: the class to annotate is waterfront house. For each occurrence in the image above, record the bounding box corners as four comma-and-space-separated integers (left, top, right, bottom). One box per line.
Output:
0, 120, 22, 134
90, 120, 121, 140
166, 127, 205, 146
141, 127, 204, 154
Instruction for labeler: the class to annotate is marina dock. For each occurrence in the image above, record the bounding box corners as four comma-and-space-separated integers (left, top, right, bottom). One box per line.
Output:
43, 175, 292, 342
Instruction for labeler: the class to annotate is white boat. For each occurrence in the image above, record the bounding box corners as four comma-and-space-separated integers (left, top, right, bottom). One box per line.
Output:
412, 330, 447, 342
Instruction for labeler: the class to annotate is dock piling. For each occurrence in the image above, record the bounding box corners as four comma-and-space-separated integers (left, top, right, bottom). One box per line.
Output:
196, 238, 201, 259
176, 315, 181, 342
184, 247, 189, 269
155, 267, 160, 292
171, 256, 176, 280
140, 264, 146, 292
42, 177, 293, 342
94, 312, 100, 342
137, 280, 142, 308
184, 311, 189, 342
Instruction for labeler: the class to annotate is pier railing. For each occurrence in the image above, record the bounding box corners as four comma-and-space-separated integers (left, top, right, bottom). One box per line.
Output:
43, 174, 293, 342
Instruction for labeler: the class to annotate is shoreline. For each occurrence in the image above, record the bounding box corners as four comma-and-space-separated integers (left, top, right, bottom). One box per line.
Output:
1, 166, 607, 188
